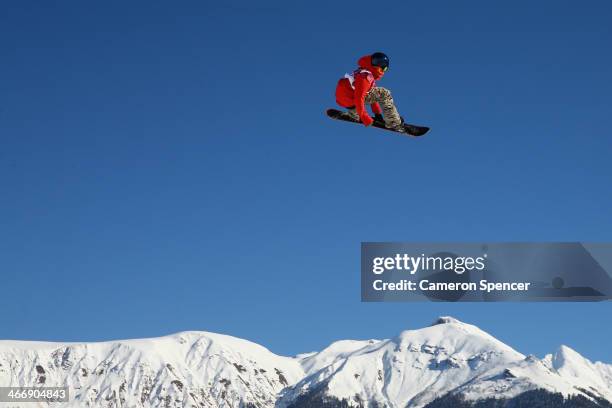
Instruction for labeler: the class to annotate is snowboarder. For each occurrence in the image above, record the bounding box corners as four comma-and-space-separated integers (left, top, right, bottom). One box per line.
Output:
335, 52, 404, 131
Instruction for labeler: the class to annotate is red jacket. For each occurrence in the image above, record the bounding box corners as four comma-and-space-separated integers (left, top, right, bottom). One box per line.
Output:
335, 55, 384, 126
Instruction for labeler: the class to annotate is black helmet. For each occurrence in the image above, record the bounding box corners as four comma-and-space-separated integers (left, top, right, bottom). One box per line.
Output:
371, 52, 389, 71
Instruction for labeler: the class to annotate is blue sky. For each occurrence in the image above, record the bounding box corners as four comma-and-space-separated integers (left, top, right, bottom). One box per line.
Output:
1, 1, 611, 362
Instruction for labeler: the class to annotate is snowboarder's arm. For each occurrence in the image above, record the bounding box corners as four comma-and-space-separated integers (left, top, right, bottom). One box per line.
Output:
353, 76, 374, 126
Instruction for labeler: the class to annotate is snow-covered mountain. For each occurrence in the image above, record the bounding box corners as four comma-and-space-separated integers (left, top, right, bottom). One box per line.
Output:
0, 317, 610, 407
281, 317, 612, 407
0, 331, 304, 408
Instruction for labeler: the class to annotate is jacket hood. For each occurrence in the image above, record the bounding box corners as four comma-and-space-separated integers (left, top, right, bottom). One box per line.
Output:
357, 54, 384, 79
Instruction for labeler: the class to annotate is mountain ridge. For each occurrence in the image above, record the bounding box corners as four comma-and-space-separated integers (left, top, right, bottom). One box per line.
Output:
1, 317, 610, 408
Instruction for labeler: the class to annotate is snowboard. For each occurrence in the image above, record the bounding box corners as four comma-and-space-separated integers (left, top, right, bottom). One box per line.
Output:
326, 108, 430, 137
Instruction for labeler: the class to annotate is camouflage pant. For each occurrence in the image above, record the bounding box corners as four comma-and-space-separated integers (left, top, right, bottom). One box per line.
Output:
347, 87, 402, 129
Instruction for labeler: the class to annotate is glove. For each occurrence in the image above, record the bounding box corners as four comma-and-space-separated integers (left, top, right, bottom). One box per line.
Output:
374, 114, 384, 123
361, 114, 374, 127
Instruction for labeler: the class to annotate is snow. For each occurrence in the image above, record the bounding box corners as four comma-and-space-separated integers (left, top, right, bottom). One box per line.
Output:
0, 317, 610, 408
297, 339, 381, 374
279, 317, 527, 407
0, 331, 305, 408
542, 345, 612, 401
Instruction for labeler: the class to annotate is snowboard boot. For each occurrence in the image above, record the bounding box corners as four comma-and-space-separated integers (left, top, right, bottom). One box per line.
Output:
394, 117, 406, 132
375, 113, 405, 132
346, 108, 360, 122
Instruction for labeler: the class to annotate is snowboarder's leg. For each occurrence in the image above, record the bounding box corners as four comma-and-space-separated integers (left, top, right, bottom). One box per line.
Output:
365, 87, 403, 130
